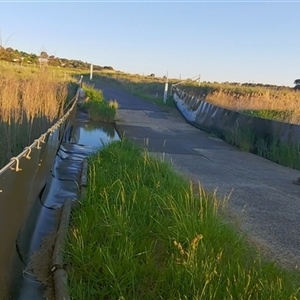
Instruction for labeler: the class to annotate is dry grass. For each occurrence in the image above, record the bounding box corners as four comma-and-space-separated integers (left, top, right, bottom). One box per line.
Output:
0, 65, 69, 167
178, 82, 300, 124
108, 99, 119, 110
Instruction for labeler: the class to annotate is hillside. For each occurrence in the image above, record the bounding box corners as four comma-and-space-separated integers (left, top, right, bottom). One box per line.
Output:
0, 46, 113, 71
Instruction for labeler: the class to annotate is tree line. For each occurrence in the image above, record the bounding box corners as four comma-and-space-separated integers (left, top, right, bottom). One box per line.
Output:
0, 46, 113, 71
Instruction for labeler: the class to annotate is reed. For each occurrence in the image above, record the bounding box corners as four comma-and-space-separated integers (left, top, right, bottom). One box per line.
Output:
0, 65, 70, 167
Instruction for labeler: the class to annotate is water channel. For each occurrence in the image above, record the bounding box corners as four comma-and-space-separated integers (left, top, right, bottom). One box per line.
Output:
0, 107, 120, 299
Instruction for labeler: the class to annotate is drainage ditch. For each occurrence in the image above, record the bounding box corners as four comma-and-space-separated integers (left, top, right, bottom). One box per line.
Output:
15, 107, 120, 299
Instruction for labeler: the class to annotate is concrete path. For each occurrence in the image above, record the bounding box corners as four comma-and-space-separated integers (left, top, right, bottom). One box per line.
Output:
94, 82, 300, 270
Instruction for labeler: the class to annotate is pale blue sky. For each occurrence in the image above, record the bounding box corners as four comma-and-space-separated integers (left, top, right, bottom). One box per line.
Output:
0, 1, 299, 86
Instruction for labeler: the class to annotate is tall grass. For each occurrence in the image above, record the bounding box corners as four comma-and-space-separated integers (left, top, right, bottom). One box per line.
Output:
65, 139, 300, 299
0, 65, 70, 167
82, 83, 118, 122
179, 82, 300, 124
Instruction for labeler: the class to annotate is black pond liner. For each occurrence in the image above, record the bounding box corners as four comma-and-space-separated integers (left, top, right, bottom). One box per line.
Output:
11, 110, 120, 300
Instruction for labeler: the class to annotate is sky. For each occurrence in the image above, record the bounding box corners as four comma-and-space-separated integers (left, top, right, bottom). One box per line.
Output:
0, 1, 299, 87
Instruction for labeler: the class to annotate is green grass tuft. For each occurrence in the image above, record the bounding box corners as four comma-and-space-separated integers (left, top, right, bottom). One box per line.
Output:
82, 83, 117, 122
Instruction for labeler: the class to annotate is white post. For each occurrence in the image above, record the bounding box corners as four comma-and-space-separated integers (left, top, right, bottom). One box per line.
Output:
90, 64, 93, 80
163, 72, 168, 104
198, 74, 201, 86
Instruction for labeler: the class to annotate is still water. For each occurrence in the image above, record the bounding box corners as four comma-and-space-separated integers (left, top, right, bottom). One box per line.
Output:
70, 121, 120, 147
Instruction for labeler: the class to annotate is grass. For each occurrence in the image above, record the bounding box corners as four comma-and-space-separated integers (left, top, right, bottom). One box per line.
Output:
83, 71, 176, 107
81, 83, 118, 123
65, 139, 300, 299
242, 109, 294, 123
178, 81, 300, 124
224, 126, 256, 153
0, 64, 75, 167
222, 125, 300, 169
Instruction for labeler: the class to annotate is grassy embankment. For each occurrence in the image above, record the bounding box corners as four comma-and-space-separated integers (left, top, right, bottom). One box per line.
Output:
65, 139, 300, 299
0, 64, 77, 168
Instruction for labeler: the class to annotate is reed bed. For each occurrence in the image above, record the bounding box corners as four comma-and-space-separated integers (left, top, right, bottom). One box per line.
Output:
65, 139, 300, 299
0, 65, 70, 167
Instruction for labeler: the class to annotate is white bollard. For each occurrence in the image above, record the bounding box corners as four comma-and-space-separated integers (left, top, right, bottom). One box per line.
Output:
90, 64, 93, 80
163, 73, 168, 104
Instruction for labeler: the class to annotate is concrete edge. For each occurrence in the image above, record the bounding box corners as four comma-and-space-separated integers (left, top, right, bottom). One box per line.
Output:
113, 120, 125, 140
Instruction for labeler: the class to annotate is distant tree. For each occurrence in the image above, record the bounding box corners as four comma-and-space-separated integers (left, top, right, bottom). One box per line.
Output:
103, 66, 114, 70
294, 79, 300, 90
0, 46, 113, 70
93, 65, 103, 71
6, 47, 13, 52
40, 51, 48, 58
294, 79, 300, 85
0, 47, 14, 61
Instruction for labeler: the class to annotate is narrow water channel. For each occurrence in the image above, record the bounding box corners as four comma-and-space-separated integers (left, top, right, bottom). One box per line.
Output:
11, 109, 120, 299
